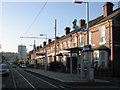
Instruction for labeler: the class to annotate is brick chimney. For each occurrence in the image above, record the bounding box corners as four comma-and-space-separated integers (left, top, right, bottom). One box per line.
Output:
65, 27, 70, 36
103, 2, 114, 17
79, 19, 85, 28
48, 39, 52, 44
43, 41, 46, 47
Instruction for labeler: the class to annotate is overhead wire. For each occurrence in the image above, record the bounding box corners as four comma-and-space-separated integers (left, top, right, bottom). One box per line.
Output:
23, 1, 48, 36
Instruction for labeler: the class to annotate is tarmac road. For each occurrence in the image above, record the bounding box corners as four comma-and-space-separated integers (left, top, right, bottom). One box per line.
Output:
2, 66, 62, 90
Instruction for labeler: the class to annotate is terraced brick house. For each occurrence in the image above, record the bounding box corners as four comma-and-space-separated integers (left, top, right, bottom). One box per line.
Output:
29, 2, 120, 77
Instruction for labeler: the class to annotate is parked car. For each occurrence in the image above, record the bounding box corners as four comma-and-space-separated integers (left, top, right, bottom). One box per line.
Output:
19, 64, 27, 68
0, 64, 10, 76
11, 64, 17, 68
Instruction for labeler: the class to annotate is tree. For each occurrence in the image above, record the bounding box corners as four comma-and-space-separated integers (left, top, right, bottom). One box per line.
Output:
12, 54, 18, 64
18, 56, 24, 64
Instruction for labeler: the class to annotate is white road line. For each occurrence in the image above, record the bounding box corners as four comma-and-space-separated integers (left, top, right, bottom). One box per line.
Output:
19, 68, 59, 88
14, 69, 36, 90
10, 67, 17, 88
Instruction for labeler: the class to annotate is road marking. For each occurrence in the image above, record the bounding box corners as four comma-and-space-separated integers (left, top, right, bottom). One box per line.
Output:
10, 67, 17, 88
14, 69, 36, 90
18, 68, 59, 88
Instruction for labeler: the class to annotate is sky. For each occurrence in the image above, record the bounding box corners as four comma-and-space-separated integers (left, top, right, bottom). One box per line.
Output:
0, 1, 119, 53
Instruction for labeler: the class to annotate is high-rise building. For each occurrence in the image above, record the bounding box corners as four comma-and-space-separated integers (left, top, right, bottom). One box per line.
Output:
118, 1, 120, 8
18, 45, 26, 60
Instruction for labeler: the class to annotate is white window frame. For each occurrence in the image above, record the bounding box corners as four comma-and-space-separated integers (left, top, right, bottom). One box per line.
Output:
63, 42, 66, 49
81, 34, 84, 46
79, 35, 82, 47
99, 26, 106, 45
89, 32, 91, 45
60, 43, 62, 51
68, 41, 70, 48
74, 37, 77, 47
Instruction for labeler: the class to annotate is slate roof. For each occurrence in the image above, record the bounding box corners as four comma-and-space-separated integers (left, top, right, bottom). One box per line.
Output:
35, 7, 120, 51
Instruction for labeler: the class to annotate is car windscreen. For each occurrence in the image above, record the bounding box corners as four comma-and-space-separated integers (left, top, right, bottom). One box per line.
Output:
1, 64, 8, 69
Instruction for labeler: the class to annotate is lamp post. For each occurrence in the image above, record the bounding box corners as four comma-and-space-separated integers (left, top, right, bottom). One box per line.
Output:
54, 19, 57, 62
29, 40, 36, 68
74, 0, 94, 81
40, 34, 47, 72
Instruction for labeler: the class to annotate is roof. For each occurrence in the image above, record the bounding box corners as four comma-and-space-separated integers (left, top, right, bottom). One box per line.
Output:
94, 45, 110, 51
64, 47, 83, 53
35, 7, 120, 51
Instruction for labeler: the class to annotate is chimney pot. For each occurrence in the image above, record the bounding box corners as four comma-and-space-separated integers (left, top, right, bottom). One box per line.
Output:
79, 19, 85, 28
43, 41, 46, 47
65, 27, 70, 36
48, 39, 52, 44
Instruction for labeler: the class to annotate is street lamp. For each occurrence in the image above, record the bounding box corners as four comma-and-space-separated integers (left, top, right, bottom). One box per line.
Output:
73, 0, 94, 81
29, 40, 36, 68
40, 34, 47, 72
73, 0, 89, 45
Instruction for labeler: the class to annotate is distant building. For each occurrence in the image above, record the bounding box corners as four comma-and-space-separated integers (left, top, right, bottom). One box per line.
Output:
118, 1, 120, 8
18, 45, 26, 60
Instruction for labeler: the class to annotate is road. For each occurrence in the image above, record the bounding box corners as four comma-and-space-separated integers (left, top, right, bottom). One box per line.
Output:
2, 65, 120, 90
2, 66, 65, 90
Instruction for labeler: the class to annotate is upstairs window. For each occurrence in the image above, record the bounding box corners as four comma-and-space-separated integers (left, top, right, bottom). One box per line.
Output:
81, 35, 84, 46
79, 35, 82, 47
89, 32, 91, 45
60, 43, 62, 51
68, 41, 70, 48
63, 42, 66, 49
74, 37, 77, 47
100, 26, 106, 44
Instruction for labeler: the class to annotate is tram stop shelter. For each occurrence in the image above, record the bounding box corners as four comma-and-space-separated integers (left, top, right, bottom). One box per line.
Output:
64, 46, 95, 80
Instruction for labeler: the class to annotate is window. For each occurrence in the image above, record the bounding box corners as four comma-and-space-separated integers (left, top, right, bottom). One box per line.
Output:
48, 49, 50, 54
79, 35, 81, 47
56, 46, 58, 52
81, 35, 84, 46
53, 46, 54, 52
60, 43, 62, 51
100, 51, 106, 68
74, 37, 77, 47
68, 41, 70, 48
94, 51, 99, 68
51, 47, 52, 53
89, 32, 91, 44
100, 26, 105, 44
63, 42, 66, 49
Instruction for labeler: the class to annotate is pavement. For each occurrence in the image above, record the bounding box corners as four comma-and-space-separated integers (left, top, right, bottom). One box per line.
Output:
25, 68, 116, 86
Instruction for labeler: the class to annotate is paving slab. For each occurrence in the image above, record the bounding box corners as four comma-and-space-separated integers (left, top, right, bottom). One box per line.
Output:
25, 68, 111, 84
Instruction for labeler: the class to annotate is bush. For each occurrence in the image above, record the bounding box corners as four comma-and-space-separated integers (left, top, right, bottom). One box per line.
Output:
28, 64, 34, 68
49, 61, 65, 72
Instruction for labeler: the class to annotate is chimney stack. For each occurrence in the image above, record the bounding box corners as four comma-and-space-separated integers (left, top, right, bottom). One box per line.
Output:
103, 2, 114, 17
48, 39, 52, 44
43, 41, 46, 47
79, 19, 85, 28
65, 27, 70, 36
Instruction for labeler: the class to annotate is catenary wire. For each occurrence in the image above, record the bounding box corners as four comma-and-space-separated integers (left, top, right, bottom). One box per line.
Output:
23, 1, 48, 36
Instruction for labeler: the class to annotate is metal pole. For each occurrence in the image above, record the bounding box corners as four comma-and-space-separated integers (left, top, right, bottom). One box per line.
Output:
45, 35, 47, 72
33, 40, 36, 68
54, 19, 57, 62
70, 52, 72, 74
45, 52, 47, 72
86, 2, 89, 45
